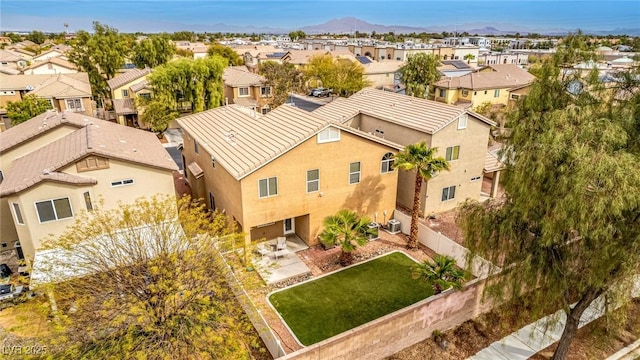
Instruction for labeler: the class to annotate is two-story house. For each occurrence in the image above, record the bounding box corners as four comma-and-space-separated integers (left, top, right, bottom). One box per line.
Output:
106, 68, 152, 127
21, 57, 78, 75
314, 88, 497, 215
222, 66, 273, 114
432, 64, 535, 108
178, 104, 401, 246
0, 110, 178, 260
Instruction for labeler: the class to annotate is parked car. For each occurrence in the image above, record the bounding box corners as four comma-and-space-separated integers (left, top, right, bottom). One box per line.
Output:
0, 284, 24, 303
308, 88, 333, 97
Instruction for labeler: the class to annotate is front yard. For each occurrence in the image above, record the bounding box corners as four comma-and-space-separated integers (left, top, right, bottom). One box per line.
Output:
268, 251, 433, 346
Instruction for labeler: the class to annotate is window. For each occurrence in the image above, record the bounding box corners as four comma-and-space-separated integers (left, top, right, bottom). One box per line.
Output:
122, 89, 129, 98
510, 94, 520, 100
0, 170, 3, 184
139, 93, 151, 100
317, 127, 340, 143
441, 186, 456, 201
473, 91, 477, 95
35, 197, 73, 223
457, 114, 468, 129
66, 98, 83, 111
484, 90, 488, 95
258, 177, 278, 198
209, 192, 216, 210
445, 146, 460, 161
381, 152, 394, 173
12, 203, 23, 225
461, 89, 469, 97
111, 179, 134, 187
494, 89, 500, 97
349, 162, 361, 184
261, 106, 270, 114
439, 89, 446, 97
83, 191, 93, 211
260, 86, 271, 97
238, 87, 249, 97
194, 140, 199, 154
306, 169, 319, 193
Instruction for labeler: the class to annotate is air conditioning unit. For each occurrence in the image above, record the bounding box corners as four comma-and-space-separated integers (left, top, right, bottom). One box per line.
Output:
387, 219, 401, 234
367, 222, 379, 241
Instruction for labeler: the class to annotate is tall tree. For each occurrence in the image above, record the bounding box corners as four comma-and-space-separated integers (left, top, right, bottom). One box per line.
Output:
148, 56, 226, 113
303, 54, 370, 96
398, 53, 441, 99
206, 43, 244, 66
131, 34, 176, 68
412, 255, 466, 294
37, 195, 259, 358
259, 61, 301, 108
25, 30, 46, 45
394, 141, 450, 249
288, 30, 306, 41
6, 94, 51, 126
319, 209, 375, 266
68, 22, 132, 98
137, 98, 178, 133
458, 33, 640, 360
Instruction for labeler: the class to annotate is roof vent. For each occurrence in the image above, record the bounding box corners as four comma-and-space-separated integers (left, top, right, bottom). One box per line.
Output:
42, 169, 51, 175
133, 148, 137, 152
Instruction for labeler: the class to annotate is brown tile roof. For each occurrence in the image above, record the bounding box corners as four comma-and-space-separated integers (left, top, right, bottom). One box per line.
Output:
223, 66, 265, 87
362, 60, 405, 75
113, 98, 137, 115
434, 64, 535, 90
484, 147, 505, 173
283, 50, 357, 65
0, 49, 23, 62
30, 73, 91, 98
106, 68, 151, 90
313, 88, 495, 135
187, 162, 204, 179
177, 104, 400, 180
23, 57, 77, 72
0, 113, 177, 196
232, 97, 258, 107
130, 79, 150, 93
232, 45, 278, 57
0, 72, 89, 92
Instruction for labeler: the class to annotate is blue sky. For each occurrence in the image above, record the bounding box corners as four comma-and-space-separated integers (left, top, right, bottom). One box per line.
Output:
1, 1, 638, 33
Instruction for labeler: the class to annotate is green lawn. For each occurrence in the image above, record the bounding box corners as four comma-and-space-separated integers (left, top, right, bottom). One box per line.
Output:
268, 252, 434, 345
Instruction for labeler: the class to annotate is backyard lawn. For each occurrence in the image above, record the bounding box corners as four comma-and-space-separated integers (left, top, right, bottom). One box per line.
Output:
268, 251, 434, 346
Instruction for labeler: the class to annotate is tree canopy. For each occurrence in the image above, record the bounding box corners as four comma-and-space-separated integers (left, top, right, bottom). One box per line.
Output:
25, 30, 46, 45
138, 98, 179, 133
148, 56, 226, 113
319, 209, 375, 266
458, 33, 640, 360
398, 53, 441, 98
288, 30, 306, 41
38, 195, 260, 358
207, 43, 244, 66
6, 94, 51, 126
259, 61, 302, 108
303, 55, 370, 96
131, 34, 176, 68
68, 22, 132, 98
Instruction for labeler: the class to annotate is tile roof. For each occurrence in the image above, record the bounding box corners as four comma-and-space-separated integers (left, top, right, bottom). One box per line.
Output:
313, 88, 495, 135
23, 57, 77, 72
484, 146, 505, 173
30, 73, 91, 98
106, 68, 151, 90
0, 112, 177, 196
113, 98, 137, 115
232, 45, 278, 57
0, 72, 89, 92
283, 50, 357, 65
187, 162, 204, 179
0, 49, 23, 62
233, 97, 258, 107
177, 104, 400, 180
434, 64, 534, 90
129, 79, 150, 93
222, 66, 265, 87
362, 60, 405, 75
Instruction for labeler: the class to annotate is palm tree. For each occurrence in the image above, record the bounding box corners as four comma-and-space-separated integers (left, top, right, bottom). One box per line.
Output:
319, 209, 375, 266
394, 141, 450, 249
412, 255, 465, 294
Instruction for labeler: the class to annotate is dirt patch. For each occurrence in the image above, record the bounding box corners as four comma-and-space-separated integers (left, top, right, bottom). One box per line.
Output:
0, 298, 50, 338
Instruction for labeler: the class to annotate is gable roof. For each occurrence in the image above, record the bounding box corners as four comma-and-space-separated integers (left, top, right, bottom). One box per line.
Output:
0, 112, 177, 196
222, 66, 265, 87
130, 79, 150, 93
106, 68, 151, 90
313, 88, 495, 135
362, 60, 405, 75
0, 72, 89, 92
113, 98, 137, 115
23, 57, 77, 72
177, 104, 400, 180
30, 73, 91, 98
434, 64, 534, 90
0, 49, 23, 63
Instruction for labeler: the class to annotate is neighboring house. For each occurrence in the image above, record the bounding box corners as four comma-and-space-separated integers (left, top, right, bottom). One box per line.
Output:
106, 68, 152, 127
222, 66, 272, 114
31, 49, 67, 62
0, 110, 178, 260
438, 60, 476, 78
234, 45, 279, 70
0, 49, 28, 70
432, 64, 535, 108
359, 59, 405, 88
314, 88, 498, 215
21, 57, 78, 75
178, 104, 401, 246
4, 47, 35, 62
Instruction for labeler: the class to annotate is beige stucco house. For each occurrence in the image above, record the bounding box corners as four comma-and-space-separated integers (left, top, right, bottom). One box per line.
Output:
22, 57, 78, 75
314, 88, 497, 215
0, 110, 178, 260
222, 66, 273, 114
178, 104, 401, 246
432, 64, 535, 108
106, 68, 153, 127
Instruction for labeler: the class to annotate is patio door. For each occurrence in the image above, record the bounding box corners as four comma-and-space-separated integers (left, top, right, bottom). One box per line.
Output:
283, 217, 295, 235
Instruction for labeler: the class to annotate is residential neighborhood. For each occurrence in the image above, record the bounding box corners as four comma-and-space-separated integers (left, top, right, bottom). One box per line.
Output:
0, 2, 639, 360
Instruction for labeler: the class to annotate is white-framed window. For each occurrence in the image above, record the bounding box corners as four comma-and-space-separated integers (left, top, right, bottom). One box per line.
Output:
381, 152, 394, 173
122, 89, 129, 98
83, 191, 93, 211
261, 106, 270, 114
441, 186, 456, 201
445, 145, 460, 161
317, 127, 340, 143
66, 98, 83, 111
349, 162, 361, 184
35, 197, 73, 223
494, 89, 500, 97
306, 169, 319, 193
194, 140, 199, 154
457, 114, 468, 129
260, 86, 271, 97
439, 89, 446, 97
238, 87, 249, 97
11, 203, 24, 225
258, 177, 278, 198
111, 179, 134, 187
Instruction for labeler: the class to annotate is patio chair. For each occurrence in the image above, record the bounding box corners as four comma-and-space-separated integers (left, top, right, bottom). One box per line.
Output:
256, 244, 270, 257
276, 237, 287, 251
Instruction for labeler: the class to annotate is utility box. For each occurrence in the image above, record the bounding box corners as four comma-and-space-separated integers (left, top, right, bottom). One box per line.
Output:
387, 219, 401, 234
367, 222, 380, 241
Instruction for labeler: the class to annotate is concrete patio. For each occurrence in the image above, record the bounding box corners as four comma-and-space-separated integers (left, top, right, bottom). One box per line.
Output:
253, 235, 311, 285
